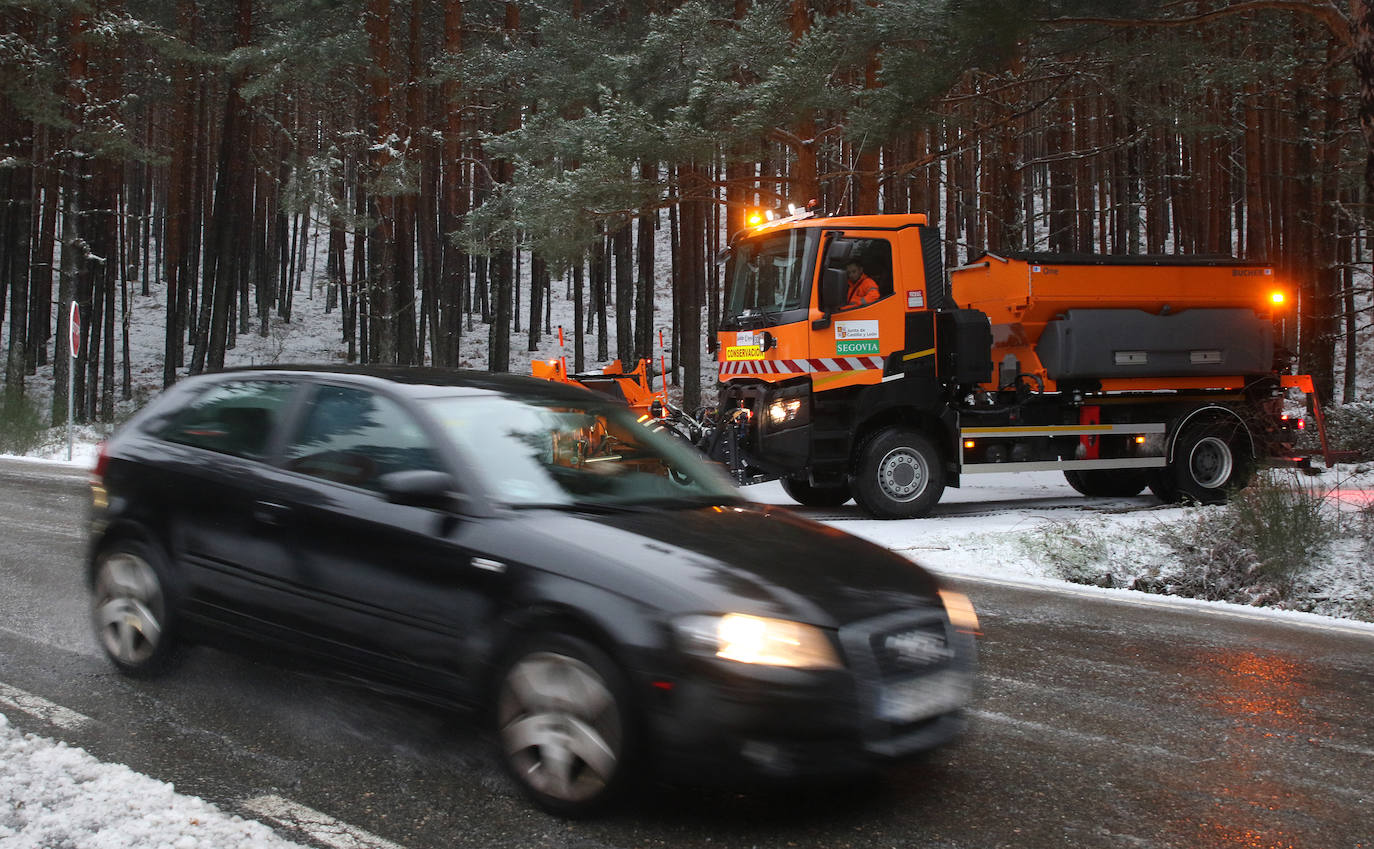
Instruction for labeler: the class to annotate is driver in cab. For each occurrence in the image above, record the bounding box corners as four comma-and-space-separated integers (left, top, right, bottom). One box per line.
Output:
844, 259, 879, 308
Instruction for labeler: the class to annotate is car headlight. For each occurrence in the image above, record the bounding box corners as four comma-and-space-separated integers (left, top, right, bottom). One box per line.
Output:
675, 613, 842, 669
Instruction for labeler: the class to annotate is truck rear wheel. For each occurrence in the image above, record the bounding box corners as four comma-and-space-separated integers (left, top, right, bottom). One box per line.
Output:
852, 427, 945, 519
780, 476, 852, 508
1062, 469, 1148, 498
1161, 421, 1254, 505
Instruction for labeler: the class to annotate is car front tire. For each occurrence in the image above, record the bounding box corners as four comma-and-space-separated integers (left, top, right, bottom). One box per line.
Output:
495, 633, 636, 817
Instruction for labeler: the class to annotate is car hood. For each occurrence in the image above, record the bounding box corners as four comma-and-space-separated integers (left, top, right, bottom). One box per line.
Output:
517, 502, 943, 628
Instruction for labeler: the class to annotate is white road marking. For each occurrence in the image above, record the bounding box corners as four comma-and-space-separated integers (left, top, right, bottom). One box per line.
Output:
967, 707, 1180, 760
0, 681, 92, 729
242, 795, 408, 849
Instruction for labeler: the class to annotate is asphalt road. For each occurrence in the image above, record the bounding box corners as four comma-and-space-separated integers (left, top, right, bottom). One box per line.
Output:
1, 458, 1371, 849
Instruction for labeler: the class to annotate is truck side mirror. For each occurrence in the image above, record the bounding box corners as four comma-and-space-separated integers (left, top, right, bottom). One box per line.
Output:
820, 267, 847, 311
812, 268, 848, 329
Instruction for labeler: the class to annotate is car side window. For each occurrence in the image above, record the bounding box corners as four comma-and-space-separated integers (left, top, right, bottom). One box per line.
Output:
283, 385, 443, 491
154, 380, 294, 459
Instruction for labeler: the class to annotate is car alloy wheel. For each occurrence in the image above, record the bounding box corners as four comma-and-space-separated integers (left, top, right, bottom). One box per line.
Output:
92, 545, 171, 674
496, 636, 629, 815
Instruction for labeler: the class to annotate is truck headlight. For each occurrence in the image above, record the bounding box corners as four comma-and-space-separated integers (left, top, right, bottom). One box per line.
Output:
765, 397, 807, 427
675, 613, 842, 669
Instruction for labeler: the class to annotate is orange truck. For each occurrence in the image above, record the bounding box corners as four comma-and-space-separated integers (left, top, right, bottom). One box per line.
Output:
705, 210, 1321, 518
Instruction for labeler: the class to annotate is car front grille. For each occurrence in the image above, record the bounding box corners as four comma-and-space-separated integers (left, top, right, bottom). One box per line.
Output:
870, 621, 956, 677
838, 608, 973, 746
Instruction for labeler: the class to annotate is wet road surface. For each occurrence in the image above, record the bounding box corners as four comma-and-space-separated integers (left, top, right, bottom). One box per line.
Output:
1, 458, 1370, 848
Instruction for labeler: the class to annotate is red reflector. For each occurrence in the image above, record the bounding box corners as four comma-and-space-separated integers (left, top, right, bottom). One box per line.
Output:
92, 441, 109, 483
651, 681, 674, 691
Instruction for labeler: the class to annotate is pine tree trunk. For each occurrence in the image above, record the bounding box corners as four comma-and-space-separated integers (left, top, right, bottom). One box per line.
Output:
3, 120, 32, 401
53, 186, 78, 425
438, 0, 466, 367
678, 163, 708, 411
573, 257, 585, 372
636, 200, 655, 365
613, 218, 633, 366
528, 252, 544, 351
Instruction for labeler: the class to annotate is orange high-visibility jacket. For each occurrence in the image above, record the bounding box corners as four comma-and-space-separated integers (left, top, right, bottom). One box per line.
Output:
846, 274, 879, 307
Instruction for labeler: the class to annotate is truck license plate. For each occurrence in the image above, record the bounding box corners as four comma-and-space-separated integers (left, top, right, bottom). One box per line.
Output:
878, 671, 970, 723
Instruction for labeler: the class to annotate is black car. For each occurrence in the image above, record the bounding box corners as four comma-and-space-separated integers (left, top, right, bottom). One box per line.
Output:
87, 366, 978, 815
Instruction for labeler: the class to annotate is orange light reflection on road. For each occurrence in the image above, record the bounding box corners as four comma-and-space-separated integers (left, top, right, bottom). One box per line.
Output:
1201, 651, 1309, 726
1169, 648, 1326, 849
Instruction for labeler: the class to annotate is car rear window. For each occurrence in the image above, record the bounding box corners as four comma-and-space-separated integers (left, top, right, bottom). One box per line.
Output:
282, 384, 443, 491
152, 380, 295, 459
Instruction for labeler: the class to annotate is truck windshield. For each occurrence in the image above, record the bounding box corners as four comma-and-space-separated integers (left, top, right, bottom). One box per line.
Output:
724, 229, 817, 322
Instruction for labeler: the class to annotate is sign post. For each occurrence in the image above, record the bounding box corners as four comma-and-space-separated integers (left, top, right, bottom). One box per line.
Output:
67, 301, 78, 461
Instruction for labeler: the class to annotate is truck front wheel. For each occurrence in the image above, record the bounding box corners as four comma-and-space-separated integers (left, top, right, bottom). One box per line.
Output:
852, 427, 946, 519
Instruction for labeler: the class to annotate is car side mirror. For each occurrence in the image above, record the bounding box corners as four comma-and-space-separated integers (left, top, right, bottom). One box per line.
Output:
378, 470, 468, 512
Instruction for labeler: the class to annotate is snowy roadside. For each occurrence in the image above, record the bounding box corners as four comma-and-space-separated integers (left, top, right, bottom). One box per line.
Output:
0, 713, 307, 849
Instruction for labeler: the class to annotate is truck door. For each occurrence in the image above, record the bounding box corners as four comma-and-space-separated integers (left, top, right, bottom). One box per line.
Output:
813, 233, 901, 390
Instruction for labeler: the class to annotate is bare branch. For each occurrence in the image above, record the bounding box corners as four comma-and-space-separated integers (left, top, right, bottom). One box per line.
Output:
1040, 1, 1353, 49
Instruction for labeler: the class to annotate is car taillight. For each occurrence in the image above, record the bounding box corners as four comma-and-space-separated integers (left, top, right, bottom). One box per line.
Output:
92, 440, 109, 485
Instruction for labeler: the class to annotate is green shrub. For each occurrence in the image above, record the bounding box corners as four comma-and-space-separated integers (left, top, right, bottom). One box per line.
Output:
1229, 473, 1336, 589
0, 393, 47, 456
1020, 519, 1121, 586
1143, 513, 1279, 604
1149, 472, 1336, 605
1302, 402, 1374, 461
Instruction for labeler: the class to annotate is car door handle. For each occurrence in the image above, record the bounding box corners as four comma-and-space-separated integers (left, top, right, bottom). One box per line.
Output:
253, 500, 291, 526
471, 557, 507, 574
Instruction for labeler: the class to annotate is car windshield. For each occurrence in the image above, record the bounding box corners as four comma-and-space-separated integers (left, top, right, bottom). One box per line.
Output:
422, 395, 742, 510
724, 229, 817, 320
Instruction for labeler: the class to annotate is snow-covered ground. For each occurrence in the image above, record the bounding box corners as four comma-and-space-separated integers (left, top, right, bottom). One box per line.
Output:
0, 714, 306, 849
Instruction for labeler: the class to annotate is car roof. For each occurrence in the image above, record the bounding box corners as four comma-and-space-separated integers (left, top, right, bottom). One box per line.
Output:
211, 364, 602, 403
